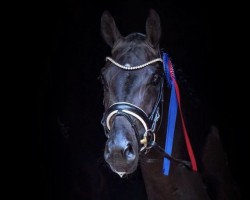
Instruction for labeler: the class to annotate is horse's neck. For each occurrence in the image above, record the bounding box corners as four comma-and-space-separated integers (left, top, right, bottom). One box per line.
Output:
139, 122, 210, 200
139, 90, 210, 200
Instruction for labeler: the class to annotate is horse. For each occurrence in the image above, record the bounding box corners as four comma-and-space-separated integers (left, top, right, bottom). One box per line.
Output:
99, 9, 241, 200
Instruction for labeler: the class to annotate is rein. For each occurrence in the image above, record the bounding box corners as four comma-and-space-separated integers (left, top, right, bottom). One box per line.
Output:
102, 52, 197, 175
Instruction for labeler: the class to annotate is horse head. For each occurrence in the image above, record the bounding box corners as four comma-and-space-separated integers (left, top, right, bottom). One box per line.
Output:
100, 9, 164, 177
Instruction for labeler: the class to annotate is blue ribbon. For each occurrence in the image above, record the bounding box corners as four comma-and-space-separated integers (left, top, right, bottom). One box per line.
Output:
162, 52, 178, 176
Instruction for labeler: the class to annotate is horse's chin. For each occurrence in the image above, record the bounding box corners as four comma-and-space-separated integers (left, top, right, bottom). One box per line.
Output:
112, 168, 137, 178
109, 161, 138, 178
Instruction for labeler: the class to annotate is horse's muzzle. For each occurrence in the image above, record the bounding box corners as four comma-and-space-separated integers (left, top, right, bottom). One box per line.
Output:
104, 117, 139, 176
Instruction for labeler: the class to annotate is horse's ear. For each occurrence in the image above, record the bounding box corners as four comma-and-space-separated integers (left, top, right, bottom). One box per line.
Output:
101, 10, 122, 48
146, 9, 161, 48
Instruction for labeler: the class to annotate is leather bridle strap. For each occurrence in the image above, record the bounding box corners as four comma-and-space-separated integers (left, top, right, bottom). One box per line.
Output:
110, 111, 142, 148
106, 57, 163, 70
104, 102, 150, 132
102, 102, 155, 151
151, 141, 192, 170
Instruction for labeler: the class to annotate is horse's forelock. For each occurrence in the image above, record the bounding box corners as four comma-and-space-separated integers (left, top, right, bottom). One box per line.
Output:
111, 33, 157, 58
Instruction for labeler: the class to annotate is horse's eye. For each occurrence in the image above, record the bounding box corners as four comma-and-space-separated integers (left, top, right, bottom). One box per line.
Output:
151, 74, 161, 85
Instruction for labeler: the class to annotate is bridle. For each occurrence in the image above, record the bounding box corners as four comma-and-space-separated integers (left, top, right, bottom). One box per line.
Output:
101, 55, 194, 171
101, 56, 164, 152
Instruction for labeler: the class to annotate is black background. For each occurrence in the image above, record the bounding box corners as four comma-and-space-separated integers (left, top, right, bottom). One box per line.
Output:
30, 0, 246, 199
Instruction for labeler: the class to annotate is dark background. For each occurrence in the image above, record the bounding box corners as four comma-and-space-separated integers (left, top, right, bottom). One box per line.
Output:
30, 0, 246, 199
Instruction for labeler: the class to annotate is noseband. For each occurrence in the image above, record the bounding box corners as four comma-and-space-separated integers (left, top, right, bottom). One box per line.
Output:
101, 57, 163, 151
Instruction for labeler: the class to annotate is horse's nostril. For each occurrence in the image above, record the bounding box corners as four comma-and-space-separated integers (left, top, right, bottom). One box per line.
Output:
123, 143, 135, 160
